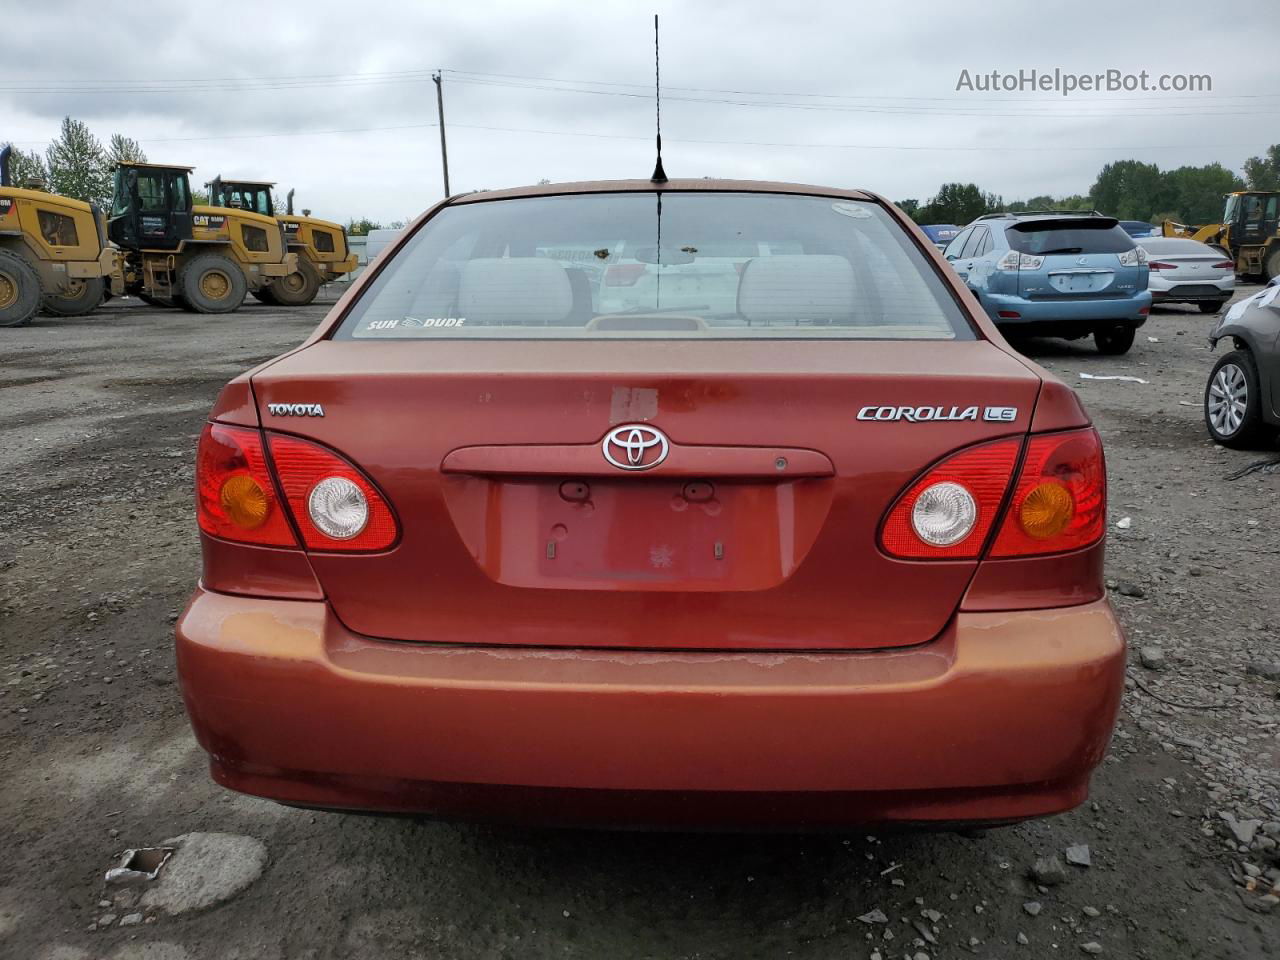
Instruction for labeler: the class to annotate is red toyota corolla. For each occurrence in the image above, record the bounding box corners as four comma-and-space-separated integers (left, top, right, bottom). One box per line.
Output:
177, 180, 1125, 828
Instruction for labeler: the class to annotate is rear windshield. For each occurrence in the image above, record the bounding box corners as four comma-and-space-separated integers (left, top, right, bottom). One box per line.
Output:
334, 192, 973, 340
1137, 237, 1217, 256
1005, 221, 1136, 256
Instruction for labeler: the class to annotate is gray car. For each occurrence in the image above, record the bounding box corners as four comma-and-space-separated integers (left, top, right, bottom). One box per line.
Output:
1205, 278, 1280, 447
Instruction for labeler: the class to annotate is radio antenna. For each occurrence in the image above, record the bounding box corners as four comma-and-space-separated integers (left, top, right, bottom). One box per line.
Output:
650, 14, 667, 183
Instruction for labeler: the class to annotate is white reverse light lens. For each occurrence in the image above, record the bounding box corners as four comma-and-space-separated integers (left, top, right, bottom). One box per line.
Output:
307, 476, 368, 540
911, 481, 978, 547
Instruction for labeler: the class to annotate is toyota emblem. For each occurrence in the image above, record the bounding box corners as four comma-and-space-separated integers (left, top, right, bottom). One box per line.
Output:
602, 424, 669, 471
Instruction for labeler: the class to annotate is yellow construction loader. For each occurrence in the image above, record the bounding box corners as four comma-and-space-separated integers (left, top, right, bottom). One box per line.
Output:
1162, 190, 1280, 281
108, 163, 297, 312
207, 177, 357, 305
0, 145, 121, 327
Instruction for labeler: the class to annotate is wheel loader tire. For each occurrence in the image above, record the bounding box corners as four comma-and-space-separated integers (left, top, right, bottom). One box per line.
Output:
178, 253, 247, 314
252, 286, 281, 305
1266, 249, 1280, 282
267, 260, 322, 306
0, 249, 41, 328
41, 277, 105, 317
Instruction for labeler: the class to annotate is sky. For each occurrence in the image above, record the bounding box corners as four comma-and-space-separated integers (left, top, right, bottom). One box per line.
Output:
4, 1, 1276, 224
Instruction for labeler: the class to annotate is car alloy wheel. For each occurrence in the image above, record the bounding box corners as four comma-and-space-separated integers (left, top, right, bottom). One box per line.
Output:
1207, 362, 1247, 436
1204, 349, 1268, 449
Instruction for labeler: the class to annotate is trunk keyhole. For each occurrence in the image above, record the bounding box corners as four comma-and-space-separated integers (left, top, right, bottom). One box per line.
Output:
682, 481, 714, 503
559, 480, 591, 502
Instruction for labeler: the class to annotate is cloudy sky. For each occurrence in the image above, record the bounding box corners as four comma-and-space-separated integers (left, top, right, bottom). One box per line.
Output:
5, 1, 1275, 223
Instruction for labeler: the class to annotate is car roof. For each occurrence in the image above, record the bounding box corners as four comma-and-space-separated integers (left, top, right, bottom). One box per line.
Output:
450, 179, 876, 204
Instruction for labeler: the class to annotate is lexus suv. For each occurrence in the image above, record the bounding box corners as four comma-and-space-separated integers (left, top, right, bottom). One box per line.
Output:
944, 212, 1152, 354
177, 180, 1125, 829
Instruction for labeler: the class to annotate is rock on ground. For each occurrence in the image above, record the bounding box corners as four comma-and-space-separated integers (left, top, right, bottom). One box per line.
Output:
138, 833, 267, 915
1028, 856, 1068, 886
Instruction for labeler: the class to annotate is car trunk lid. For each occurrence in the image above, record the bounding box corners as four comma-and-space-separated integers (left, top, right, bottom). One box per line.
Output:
249, 338, 1040, 651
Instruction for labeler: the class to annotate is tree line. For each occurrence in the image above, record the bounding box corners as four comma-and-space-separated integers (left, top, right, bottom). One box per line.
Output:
899, 144, 1280, 226
3, 117, 151, 209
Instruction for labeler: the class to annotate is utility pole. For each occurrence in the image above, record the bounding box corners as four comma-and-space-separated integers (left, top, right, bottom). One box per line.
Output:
432, 71, 450, 198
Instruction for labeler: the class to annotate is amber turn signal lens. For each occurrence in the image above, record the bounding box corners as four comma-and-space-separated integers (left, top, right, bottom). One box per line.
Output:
1018, 482, 1074, 540
219, 474, 269, 530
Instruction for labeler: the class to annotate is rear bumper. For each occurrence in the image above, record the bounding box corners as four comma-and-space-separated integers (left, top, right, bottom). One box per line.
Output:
983, 290, 1151, 331
176, 589, 1126, 827
260, 253, 298, 278
323, 253, 358, 277
1149, 278, 1234, 301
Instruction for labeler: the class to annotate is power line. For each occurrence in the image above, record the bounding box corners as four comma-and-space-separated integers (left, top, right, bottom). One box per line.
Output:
440, 75, 1277, 120
442, 68, 1277, 105
0, 64, 1273, 110
4, 119, 1264, 153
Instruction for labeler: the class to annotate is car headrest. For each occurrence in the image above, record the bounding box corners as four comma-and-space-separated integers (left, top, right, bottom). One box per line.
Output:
737, 255, 856, 325
458, 258, 573, 325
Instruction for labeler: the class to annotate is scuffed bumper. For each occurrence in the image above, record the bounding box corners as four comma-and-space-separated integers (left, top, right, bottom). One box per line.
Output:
260, 253, 299, 278
983, 290, 1152, 332
176, 589, 1126, 827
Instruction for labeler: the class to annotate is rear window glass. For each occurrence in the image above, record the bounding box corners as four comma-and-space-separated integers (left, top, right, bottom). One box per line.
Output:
1005, 221, 1136, 255
1138, 238, 1216, 256
334, 192, 973, 341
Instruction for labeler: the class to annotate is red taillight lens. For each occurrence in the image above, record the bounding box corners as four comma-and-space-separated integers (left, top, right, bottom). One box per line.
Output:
604, 263, 647, 286
267, 433, 398, 551
1212, 260, 1235, 270
196, 423, 297, 547
997, 310, 1022, 319
1148, 261, 1179, 271
991, 428, 1105, 557
880, 438, 1021, 559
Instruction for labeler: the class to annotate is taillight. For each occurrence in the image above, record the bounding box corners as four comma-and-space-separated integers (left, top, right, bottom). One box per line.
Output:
196, 423, 297, 547
604, 263, 647, 286
996, 251, 1044, 271
990, 428, 1105, 557
1117, 247, 1148, 266
1212, 260, 1235, 270
880, 439, 1021, 559
267, 434, 398, 551
1148, 261, 1179, 271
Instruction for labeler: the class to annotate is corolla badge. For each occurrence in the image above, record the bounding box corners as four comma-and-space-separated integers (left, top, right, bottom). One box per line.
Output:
602, 424, 669, 470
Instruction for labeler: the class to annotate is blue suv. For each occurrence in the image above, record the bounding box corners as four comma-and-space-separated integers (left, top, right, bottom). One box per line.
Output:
943, 212, 1152, 354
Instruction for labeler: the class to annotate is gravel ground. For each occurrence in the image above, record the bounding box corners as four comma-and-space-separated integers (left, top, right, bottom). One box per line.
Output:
1, 288, 1277, 960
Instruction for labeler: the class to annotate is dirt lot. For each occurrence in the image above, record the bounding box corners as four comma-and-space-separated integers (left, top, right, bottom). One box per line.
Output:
1, 290, 1277, 960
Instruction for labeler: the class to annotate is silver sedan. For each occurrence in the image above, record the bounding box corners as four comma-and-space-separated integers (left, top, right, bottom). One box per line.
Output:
1139, 237, 1236, 314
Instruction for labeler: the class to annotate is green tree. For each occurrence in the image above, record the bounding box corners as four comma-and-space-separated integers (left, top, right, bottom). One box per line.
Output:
1243, 144, 1280, 191
106, 133, 147, 168
1, 144, 49, 188
917, 183, 1001, 224
45, 116, 109, 206
345, 217, 382, 236
1163, 163, 1244, 224
1089, 160, 1166, 220
894, 198, 920, 219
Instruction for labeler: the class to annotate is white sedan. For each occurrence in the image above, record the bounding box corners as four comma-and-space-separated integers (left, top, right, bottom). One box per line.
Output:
1138, 237, 1236, 314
